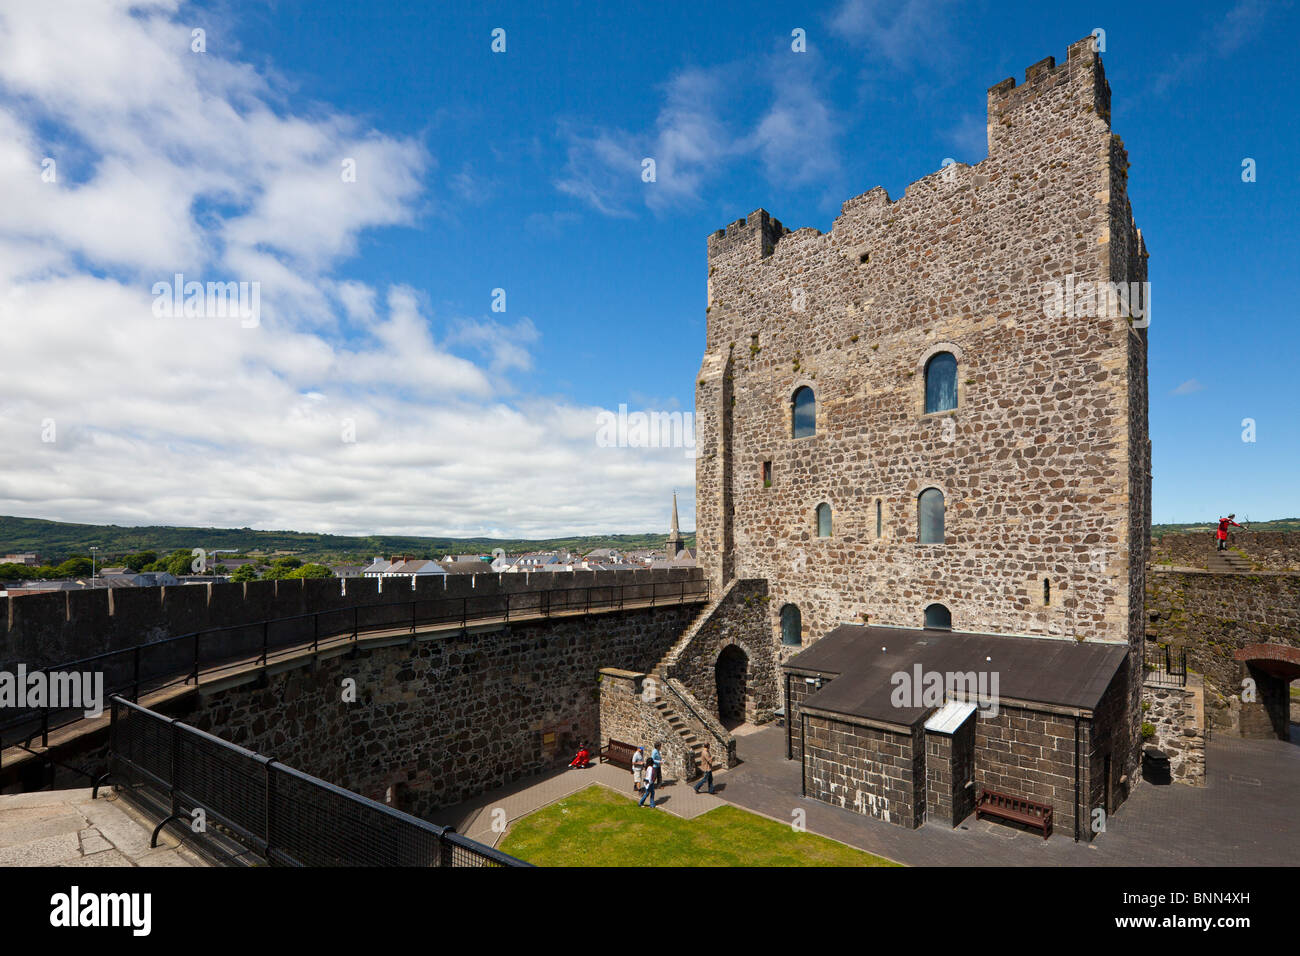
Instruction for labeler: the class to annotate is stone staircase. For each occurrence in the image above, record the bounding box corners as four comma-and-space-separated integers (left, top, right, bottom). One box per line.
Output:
1207, 550, 1251, 573
649, 676, 707, 770
658, 580, 737, 674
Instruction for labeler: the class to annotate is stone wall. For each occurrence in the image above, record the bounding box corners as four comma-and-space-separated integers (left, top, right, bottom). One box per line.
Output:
803, 713, 926, 828
1145, 568, 1300, 727
660, 578, 780, 725
693, 39, 1148, 806
1141, 676, 1206, 785
0, 567, 702, 672
161, 604, 696, 822
973, 702, 1085, 839
785, 671, 830, 760
597, 669, 694, 783
924, 714, 976, 828
1151, 531, 1300, 571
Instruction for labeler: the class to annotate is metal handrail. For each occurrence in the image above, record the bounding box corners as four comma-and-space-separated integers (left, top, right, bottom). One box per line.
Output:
104, 696, 527, 867
0, 575, 710, 763
660, 675, 733, 766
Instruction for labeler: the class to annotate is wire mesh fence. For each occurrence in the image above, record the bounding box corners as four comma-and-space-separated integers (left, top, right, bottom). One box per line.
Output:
108, 696, 527, 867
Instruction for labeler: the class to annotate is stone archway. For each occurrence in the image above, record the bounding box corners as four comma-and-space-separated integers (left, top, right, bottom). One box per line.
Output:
715, 644, 749, 729
1234, 644, 1300, 741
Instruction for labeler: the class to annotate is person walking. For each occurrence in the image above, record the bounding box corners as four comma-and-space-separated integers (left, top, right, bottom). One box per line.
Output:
632, 746, 645, 792
1216, 514, 1241, 551
692, 743, 715, 795
651, 742, 663, 788
638, 758, 658, 808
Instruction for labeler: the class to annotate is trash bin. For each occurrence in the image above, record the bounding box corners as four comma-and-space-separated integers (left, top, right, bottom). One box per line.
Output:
1143, 745, 1171, 784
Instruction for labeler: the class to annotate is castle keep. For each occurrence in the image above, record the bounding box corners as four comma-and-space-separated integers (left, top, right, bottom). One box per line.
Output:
686, 37, 1151, 839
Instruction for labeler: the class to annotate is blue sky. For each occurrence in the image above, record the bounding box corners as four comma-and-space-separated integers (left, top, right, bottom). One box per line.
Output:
0, 0, 1295, 537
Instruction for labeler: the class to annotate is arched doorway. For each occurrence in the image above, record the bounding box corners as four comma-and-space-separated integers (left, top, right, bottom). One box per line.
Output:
715, 645, 749, 729
1234, 644, 1300, 741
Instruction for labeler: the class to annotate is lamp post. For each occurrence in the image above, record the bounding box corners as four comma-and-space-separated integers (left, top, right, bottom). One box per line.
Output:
90, 546, 98, 588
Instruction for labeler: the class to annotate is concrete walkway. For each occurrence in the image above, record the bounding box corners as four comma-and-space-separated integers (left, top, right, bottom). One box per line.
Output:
0, 788, 207, 867
439, 760, 731, 847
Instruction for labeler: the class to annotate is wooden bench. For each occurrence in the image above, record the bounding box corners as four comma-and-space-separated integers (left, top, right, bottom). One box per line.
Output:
975, 788, 1053, 840
599, 739, 639, 770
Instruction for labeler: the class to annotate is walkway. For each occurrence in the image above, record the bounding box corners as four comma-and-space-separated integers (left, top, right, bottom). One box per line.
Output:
440, 723, 1300, 866
2, 586, 708, 775
439, 759, 725, 847
716, 724, 1300, 866
0, 788, 207, 867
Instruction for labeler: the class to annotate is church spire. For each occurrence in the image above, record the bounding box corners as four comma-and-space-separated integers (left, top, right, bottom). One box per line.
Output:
666, 491, 684, 556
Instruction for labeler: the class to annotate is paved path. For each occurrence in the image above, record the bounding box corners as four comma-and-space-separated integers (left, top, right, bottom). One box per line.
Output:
439, 761, 730, 847
717, 724, 1300, 866
0, 788, 207, 867
439, 723, 1300, 865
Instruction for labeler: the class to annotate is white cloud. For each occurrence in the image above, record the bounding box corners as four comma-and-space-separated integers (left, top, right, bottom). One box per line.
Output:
746, 61, 842, 188
0, 0, 695, 538
828, 0, 958, 68
556, 59, 840, 216
1171, 379, 1206, 395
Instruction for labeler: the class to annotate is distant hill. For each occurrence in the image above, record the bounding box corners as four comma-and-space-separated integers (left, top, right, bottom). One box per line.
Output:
0, 515, 694, 565
1152, 518, 1299, 535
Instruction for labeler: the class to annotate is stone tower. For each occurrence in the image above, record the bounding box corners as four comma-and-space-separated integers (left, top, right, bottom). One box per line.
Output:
694, 36, 1150, 773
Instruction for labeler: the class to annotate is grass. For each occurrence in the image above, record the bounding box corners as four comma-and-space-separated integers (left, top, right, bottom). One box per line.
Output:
499, 784, 900, 867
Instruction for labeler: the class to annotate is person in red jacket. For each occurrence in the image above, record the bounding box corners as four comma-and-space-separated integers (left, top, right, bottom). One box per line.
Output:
568, 744, 591, 769
1215, 514, 1241, 551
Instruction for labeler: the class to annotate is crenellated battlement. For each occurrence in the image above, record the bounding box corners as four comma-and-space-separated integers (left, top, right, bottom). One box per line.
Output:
987, 36, 1111, 145
987, 35, 1102, 99
707, 208, 790, 262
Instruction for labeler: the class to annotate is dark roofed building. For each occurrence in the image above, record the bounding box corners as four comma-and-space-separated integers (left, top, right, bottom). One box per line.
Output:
783, 624, 1131, 836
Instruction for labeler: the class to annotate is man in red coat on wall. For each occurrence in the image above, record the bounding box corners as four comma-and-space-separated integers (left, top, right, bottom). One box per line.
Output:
1215, 514, 1241, 551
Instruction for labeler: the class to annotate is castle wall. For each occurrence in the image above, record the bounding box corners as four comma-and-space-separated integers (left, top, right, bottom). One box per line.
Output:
1145, 567, 1300, 731
660, 578, 780, 725
0, 567, 702, 672
166, 604, 697, 821
1151, 531, 1300, 571
1141, 676, 1206, 785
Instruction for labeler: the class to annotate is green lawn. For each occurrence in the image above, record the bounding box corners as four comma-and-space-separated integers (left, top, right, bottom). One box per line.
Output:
499, 784, 900, 867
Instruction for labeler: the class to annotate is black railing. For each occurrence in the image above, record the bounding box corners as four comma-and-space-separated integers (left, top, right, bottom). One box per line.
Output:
1144, 644, 1187, 687
0, 576, 709, 764
102, 696, 527, 866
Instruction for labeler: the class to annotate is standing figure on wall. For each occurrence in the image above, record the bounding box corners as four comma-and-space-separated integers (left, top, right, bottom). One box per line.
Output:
1215, 514, 1241, 551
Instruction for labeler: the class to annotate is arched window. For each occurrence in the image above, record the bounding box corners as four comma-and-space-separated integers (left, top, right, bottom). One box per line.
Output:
816, 503, 832, 537
918, 488, 945, 544
780, 604, 802, 646
924, 352, 958, 413
924, 603, 952, 630
875, 499, 883, 538
1043, 578, 1051, 606
792, 386, 815, 438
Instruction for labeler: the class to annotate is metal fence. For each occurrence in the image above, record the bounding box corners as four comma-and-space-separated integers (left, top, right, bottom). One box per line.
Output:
104, 696, 528, 867
0, 576, 709, 764
1144, 644, 1187, 687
